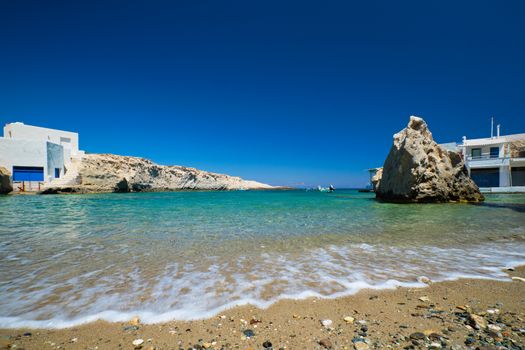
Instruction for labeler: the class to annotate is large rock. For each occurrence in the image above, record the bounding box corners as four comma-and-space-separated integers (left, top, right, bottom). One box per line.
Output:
376, 116, 484, 203
0, 167, 13, 194
41, 153, 275, 194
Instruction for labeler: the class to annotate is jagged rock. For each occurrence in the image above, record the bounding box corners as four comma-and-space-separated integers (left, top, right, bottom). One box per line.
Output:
0, 167, 13, 194
371, 168, 382, 192
42, 153, 275, 194
376, 116, 484, 203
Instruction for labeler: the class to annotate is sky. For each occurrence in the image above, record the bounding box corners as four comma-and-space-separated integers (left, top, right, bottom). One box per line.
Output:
1, 1, 524, 188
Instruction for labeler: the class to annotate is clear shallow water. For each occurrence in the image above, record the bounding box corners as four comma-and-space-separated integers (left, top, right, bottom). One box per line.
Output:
0, 190, 524, 328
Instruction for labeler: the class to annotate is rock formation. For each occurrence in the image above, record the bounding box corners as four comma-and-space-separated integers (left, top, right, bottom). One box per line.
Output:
371, 168, 383, 192
376, 116, 484, 203
0, 167, 13, 194
41, 153, 275, 194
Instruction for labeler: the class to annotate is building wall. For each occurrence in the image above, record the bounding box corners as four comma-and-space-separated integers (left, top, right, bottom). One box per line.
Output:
0, 138, 48, 180
464, 144, 505, 158
500, 166, 511, 187
0, 138, 66, 186
46, 141, 65, 180
4, 122, 80, 156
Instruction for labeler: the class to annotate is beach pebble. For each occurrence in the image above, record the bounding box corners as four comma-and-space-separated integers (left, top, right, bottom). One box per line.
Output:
319, 338, 332, 349
418, 276, 432, 284
262, 340, 273, 349
70, 338, 78, 343
511, 276, 525, 282
418, 296, 430, 302
409, 332, 426, 340
202, 342, 212, 348
353, 341, 369, 350
468, 314, 487, 330
488, 324, 502, 332
250, 317, 261, 325
132, 339, 144, 346
243, 329, 255, 338
321, 319, 333, 327
130, 316, 140, 326
343, 316, 355, 324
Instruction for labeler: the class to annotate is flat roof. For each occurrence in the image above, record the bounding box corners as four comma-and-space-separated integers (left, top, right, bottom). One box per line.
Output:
461, 133, 525, 146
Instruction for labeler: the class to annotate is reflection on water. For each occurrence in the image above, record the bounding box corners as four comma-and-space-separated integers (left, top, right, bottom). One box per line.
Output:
0, 190, 524, 328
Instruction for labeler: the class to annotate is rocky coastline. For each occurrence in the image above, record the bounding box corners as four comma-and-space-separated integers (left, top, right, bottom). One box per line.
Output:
40, 153, 275, 194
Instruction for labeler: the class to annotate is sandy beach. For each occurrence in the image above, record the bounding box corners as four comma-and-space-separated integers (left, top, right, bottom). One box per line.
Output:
1, 266, 523, 350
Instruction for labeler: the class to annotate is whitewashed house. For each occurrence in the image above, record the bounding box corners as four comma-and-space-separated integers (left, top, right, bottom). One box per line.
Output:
460, 131, 525, 192
0, 122, 84, 191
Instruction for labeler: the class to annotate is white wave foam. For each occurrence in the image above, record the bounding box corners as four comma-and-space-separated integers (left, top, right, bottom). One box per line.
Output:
1, 242, 524, 329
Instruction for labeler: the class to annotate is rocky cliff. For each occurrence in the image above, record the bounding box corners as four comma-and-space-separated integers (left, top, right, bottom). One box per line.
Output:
376, 116, 484, 203
0, 167, 13, 194
41, 154, 275, 194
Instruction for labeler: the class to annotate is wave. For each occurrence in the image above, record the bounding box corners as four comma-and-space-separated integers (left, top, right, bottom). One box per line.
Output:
1, 243, 524, 329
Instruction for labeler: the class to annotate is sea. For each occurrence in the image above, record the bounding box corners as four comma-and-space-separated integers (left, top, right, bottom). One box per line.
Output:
1, 190, 524, 328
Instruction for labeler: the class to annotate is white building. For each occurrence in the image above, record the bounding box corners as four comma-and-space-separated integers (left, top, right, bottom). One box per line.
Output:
0, 122, 84, 191
460, 132, 525, 192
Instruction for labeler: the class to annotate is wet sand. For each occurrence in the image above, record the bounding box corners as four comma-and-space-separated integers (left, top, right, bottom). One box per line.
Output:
1, 267, 524, 350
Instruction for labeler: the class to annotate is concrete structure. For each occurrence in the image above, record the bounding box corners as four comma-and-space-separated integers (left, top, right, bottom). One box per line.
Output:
0, 122, 84, 192
460, 133, 525, 192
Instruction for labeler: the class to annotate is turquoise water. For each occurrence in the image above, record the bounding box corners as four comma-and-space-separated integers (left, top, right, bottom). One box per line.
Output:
1, 190, 524, 328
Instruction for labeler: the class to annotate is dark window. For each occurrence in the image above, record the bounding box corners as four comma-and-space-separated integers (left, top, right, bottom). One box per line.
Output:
490, 147, 499, 158
55, 168, 60, 178
471, 168, 500, 187
12, 166, 44, 182
512, 167, 525, 186
471, 148, 482, 158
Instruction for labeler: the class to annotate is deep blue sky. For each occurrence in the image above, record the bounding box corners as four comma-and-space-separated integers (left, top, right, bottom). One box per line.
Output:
1, 1, 524, 187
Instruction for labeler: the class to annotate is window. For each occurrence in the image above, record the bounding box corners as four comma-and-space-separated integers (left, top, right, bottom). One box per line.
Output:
490, 147, 499, 158
55, 168, 60, 178
471, 148, 481, 158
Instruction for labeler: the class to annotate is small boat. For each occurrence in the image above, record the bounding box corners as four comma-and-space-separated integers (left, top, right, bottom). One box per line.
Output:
317, 185, 335, 193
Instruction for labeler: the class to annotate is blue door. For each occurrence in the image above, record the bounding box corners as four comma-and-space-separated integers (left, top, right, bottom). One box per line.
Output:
54, 168, 60, 178
12, 166, 44, 181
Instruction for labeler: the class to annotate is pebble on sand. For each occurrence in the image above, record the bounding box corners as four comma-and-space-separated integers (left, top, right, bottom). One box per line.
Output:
343, 316, 355, 324
319, 338, 332, 349
132, 338, 144, 346
418, 276, 432, 284
353, 341, 370, 350
468, 314, 488, 330
321, 319, 333, 328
